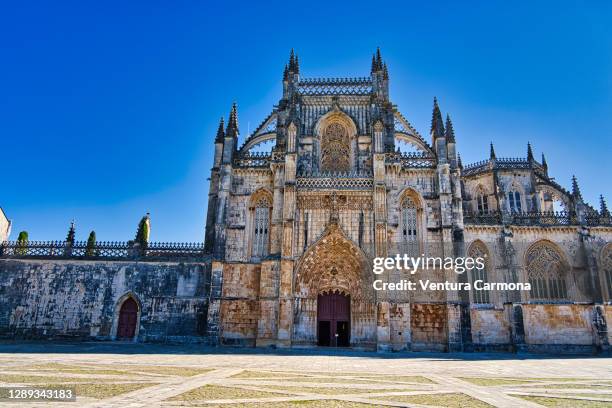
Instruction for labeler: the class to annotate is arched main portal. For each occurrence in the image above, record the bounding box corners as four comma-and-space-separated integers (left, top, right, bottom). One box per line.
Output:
317, 291, 350, 347
293, 223, 371, 347
117, 297, 138, 339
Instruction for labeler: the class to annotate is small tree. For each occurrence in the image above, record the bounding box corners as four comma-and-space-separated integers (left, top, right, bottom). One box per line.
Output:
64, 221, 76, 256
134, 213, 150, 252
85, 231, 96, 257
16, 231, 28, 256
66, 221, 76, 246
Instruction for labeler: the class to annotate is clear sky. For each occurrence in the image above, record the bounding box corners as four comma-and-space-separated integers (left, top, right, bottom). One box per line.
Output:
1, 1, 610, 242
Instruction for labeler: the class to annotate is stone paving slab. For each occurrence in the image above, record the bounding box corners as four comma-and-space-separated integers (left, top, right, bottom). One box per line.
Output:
0, 342, 611, 407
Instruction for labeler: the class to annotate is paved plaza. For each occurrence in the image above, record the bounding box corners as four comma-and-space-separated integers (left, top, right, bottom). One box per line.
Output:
0, 342, 611, 407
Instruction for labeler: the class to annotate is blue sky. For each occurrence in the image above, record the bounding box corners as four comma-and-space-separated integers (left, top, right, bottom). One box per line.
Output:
1, 1, 610, 242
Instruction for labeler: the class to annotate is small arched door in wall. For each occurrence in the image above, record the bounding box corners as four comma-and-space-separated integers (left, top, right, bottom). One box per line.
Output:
117, 297, 138, 339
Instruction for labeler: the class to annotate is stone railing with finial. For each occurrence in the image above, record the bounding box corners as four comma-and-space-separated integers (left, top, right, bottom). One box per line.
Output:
385, 151, 437, 169
463, 157, 546, 177
460, 210, 611, 227
233, 151, 272, 168
0, 240, 208, 261
297, 77, 373, 95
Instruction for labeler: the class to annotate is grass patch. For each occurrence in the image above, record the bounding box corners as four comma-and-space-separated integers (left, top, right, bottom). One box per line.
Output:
6, 363, 213, 377
361, 375, 433, 384
232, 371, 302, 379
263, 385, 413, 395
218, 401, 380, 407
563, 394, 612, 399
459, 377, 606, 387
4, 363, 133, 376
277, 377, 399, 385
169, 384, 292, 401
40, 383, 157, 399
522, 383, 612, 390
376, 393, 493, 407
0, 374, 125, 384
109, 365, 213, 377
518, 395, 612, 407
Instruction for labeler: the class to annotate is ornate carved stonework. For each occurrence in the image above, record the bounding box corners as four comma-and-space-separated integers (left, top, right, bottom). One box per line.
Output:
297, 194, 372, 210
321, 122, 350, 173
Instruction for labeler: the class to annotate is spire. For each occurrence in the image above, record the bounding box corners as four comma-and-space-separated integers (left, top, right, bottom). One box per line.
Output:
600, 195, 610, 217
541, 153, 548, 171
445, 114, 455, 143
571, 175, 582, 201
371, 55, 377, 73
226, 102, 239, 136
382, 62, 389, 80
457, 153, 463, 169
283, 64, 289, 81
375, 47, 383, 70
489, 142, 496, 160
288, 49, 296, 71
288, 48, 300, 73
527, 142, 534, 161
430, 97, 445, 139
215, 117, 225, 143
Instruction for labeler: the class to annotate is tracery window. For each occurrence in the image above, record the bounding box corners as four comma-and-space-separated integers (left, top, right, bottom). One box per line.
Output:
252, 196, 271, 258
476, 187, 489, 214
401, 196, 418, 256
508, 190, 522, 213
468, 241, 490, 304
321, 122, 350, 173
526, 242, 568, 301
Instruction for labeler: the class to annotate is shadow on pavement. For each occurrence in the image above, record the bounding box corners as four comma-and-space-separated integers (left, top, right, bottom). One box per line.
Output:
0, 340, 606, 361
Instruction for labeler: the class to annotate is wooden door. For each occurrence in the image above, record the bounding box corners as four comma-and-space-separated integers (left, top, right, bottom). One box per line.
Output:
317, 292, 350, 346
117, 297, 138, 339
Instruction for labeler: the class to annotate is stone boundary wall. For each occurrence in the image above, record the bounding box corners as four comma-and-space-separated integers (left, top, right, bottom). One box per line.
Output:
0, 259, 212, 343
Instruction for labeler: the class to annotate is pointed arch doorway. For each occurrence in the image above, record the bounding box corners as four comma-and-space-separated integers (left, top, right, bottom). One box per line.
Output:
317, 291, 350, 347
117, 297, 138, 339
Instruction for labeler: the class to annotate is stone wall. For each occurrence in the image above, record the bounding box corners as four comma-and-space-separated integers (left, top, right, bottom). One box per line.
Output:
470, 307, 511, 346
521, 304, 594, 349
0, 208, 10, 243
410, 303, 448, 351
0, 259, 211, 342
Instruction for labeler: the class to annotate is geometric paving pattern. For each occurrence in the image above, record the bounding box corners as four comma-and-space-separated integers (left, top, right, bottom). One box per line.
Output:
0, 344, 611, 408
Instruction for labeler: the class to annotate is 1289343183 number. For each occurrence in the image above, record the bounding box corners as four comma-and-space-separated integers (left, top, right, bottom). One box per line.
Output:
0, 387, 76, 402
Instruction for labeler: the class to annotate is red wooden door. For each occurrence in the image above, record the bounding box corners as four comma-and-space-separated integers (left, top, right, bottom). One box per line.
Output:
317, 293, 350, 346
117, 298, 138, 339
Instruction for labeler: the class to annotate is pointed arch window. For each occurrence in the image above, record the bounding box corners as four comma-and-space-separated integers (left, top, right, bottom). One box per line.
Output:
401, 196, 418, 256
526, 242, 568, 301
251, 196, 271, 258
476, 187, 489, 214
468, 242, 490, 304
508, 190, 522, 213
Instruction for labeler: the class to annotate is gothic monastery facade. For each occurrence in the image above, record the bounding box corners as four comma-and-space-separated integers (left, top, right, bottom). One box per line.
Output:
1, 50, 611, 352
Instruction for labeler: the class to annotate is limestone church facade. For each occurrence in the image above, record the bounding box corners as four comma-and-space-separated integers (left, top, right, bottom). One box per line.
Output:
1, 50, 611, 352
203, 50, 612, 351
